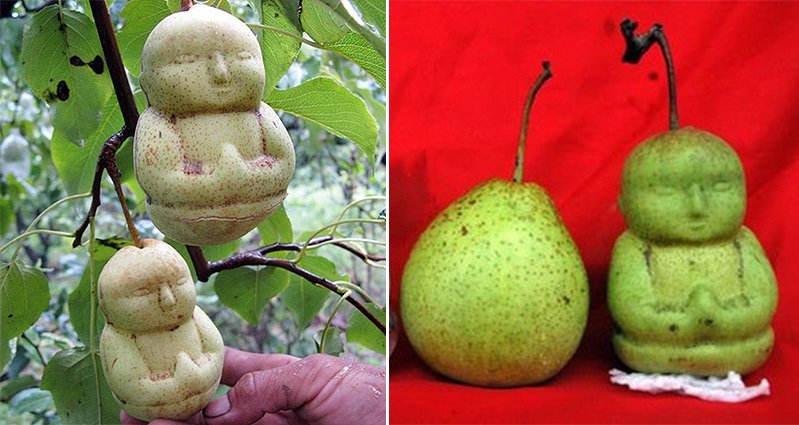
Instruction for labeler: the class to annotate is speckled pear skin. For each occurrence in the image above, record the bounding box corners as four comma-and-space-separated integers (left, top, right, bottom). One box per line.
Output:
401, 180, 589, 386
98, 239, 223, 421
609, 127, 778, 376
134, 4, 295, 246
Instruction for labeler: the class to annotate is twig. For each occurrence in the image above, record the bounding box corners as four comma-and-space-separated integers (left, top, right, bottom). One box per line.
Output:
620, 19, 679, 131
186, 246, 386, 334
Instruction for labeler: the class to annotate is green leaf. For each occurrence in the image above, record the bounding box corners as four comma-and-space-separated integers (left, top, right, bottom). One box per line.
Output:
282, 255, 346, 328
349, 0, 385, 36
324, 32, 385, 87
267, 77, 377, 161
8, 387, 54, 415
346, 303, 385, 353
261, 0, 301, 95
203, 239, 241, 261
0, 262, 50, 369
51, 92, 146, 194
257, 205, 293, 245
41, 347, 120, 425
314, 327, 343, 355
301, 0, 348, 43
0, 375, 38, 402
21, 6, 113, 144
67, 243, 117, 347
214, 266, 289, 324
301, 0, 384, 87
116, 0, 172, 77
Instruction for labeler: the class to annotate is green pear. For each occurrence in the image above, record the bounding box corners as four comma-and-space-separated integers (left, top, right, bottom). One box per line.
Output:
401, 63, 589, 387
608, 20, 777, 376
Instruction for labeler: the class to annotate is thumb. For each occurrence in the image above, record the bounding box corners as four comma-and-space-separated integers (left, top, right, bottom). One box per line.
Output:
203, 354, 369, 425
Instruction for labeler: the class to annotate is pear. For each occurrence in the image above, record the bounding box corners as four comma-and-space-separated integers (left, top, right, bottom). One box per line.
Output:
400, 63, 589, 387
608, 20, 778, 376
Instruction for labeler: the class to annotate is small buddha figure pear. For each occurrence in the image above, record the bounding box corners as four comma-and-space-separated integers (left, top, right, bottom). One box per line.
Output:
134, 4, 295, 246
608, 19, 778, 377
609, 130, 778, 376
99, 239, 224, 421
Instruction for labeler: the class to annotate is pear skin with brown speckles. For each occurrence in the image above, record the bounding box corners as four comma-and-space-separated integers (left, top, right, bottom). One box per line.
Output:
401, 179, 589, 386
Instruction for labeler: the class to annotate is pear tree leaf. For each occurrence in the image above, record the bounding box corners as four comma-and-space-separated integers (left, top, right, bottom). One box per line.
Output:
349, 0, 385, 36
8, 387, 54, 415
0, 262, 50, 369
41, 347, 120, 425
300, 0, 384, 87
314, 327, 343, 355
324, 32, 385, 88
165, 238, 198, 281
257, 205, 293, 246
0, 375, 38, 402
282, 255, 346, 329
261, 0, 301, 95
266, 77, 377, 162
51, 92, 146, 194
67, 243, 117, 347
214, 266, 289, 324
203, 239, 241, 261
300, 0, 348, 43
21, 6, 113, 144
346, 303, 385, 353
116, 0, 172, 77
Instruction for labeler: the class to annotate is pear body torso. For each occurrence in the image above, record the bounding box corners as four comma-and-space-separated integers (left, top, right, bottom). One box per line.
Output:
401, 179, 588, 386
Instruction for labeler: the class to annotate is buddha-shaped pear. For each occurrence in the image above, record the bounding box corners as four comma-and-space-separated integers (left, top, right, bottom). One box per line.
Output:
99, 239, 224, 420
608, 20, 778, 376
134, 4, 295, 246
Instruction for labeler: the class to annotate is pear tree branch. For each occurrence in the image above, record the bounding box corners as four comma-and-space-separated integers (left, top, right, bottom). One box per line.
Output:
187, 245, 386, 334
72, 0, 141, 248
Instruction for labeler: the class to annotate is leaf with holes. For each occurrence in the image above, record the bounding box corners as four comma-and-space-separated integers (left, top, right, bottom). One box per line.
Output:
21, 6, 113, 144
51, 92, 146, 194
41, 347, 120, 425
0, 262, 50, 369
215, 266, 289, 325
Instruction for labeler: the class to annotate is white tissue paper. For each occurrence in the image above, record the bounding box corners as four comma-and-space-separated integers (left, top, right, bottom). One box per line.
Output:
609, 369, 770, 403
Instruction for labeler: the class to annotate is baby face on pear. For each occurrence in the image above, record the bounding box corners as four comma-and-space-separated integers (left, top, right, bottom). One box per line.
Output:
99, 250, 195, 333
140, 4, 264, 115
620, 137, 745, 243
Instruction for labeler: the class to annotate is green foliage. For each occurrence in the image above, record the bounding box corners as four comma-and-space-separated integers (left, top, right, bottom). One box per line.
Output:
21, 6, 113, 144
268, 77, 378, 161
347, 303, 385, 353
214, 266, 289, 324
0, 262, 50, 367
116, 0, 172, 78
282, 255, 346, 328
41, 347, 120, 425
259, 0, 302, 95
350, 0, 385, 36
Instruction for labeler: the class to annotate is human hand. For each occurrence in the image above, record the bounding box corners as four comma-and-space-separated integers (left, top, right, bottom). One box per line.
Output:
120, 347, 386, 425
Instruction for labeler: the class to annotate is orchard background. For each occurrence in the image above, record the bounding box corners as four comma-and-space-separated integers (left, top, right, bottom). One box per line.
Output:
0, 0, 386, 423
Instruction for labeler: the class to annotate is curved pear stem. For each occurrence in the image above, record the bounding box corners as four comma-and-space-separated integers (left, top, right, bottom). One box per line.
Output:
513, 61, 553, 184
620, 19, 679, 131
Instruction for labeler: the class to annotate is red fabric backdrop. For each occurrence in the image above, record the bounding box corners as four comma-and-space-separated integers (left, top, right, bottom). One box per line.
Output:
388, 1, 799, 423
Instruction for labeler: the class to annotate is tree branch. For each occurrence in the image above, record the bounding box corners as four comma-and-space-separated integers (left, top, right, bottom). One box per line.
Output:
73, 1, 142, 248
186, 245, 386, 334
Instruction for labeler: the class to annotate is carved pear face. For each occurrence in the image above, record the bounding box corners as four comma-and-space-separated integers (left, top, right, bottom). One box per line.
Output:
619, 128, 745, 243
99, 239, 195, 332
140, 4, 264, 115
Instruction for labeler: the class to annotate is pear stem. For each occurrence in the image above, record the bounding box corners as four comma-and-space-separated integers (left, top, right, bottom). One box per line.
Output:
513, 61, 553, 184
620, 19, 679, 131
